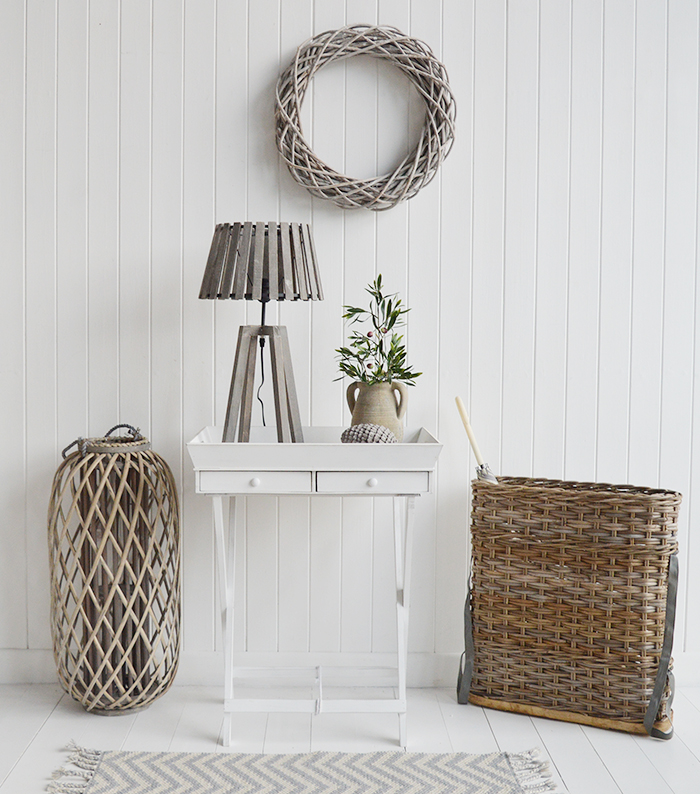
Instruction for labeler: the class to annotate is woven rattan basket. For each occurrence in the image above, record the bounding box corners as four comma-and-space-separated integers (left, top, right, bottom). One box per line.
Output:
48, 426, 180, 714
461, 476, 681, 738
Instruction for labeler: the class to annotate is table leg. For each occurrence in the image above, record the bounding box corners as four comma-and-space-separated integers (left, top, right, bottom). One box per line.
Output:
393, 495, 415, 748
213, 495, 237, 746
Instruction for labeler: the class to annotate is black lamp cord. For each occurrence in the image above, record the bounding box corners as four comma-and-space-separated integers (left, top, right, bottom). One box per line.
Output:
256, 300, 267, 426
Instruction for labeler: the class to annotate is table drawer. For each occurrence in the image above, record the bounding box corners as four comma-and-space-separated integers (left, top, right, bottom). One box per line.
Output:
316, 471, 429, 494
198, 470, 312, 494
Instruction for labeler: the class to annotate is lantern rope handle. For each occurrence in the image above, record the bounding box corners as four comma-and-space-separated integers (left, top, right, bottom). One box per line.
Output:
62, 424, 142, 459
104, 424, 142, 440
61, 438, 88, 459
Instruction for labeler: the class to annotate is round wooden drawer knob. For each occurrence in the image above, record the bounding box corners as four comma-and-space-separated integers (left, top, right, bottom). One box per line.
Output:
367, 477, 379, 488
249, 477, 261, 487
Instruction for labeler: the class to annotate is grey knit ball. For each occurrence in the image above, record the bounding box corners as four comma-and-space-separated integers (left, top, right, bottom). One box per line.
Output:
341, 423, 398, 444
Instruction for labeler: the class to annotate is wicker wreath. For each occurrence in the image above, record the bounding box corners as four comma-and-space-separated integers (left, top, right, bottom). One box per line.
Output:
275, 25, 456, 211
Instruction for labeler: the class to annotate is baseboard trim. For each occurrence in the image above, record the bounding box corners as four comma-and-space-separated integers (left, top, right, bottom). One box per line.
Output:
671, 652, 700, 686
0, 650, 58, 684
0, 649, 460, 687
4, 649, 698, 688
173, 651, 461, 688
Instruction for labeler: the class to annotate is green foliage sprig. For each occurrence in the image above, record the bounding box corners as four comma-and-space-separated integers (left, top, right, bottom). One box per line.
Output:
335, 275, 422, 385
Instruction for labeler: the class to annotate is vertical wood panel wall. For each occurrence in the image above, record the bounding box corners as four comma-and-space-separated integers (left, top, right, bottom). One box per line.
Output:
1, 0, 699, 682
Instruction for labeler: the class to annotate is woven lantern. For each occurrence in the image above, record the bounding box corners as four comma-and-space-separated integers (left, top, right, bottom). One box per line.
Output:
48, 425, 180, 714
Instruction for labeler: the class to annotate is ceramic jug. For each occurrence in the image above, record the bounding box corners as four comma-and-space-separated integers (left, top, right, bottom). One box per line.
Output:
346, 381, 407, 441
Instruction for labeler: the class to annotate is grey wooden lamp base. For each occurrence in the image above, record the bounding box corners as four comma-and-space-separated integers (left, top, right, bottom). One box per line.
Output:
223, 325, 304, 443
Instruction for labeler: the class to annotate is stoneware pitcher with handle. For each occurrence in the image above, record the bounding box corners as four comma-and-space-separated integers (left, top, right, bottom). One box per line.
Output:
346, 381, 407, 441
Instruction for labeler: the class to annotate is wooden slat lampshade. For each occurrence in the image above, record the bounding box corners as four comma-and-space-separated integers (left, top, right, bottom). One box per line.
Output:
199, 222, 323, 444
199, 221, 323, 302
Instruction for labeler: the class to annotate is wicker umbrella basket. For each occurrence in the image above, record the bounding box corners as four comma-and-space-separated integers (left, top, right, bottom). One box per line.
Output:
48, 426, 180, 714
463, 477, 681, 739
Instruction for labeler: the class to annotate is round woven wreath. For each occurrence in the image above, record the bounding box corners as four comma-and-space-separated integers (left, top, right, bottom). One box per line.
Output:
275, 25, 456, 211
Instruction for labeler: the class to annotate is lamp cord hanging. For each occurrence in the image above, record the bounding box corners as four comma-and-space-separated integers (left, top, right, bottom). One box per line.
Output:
256, 301, 267, 427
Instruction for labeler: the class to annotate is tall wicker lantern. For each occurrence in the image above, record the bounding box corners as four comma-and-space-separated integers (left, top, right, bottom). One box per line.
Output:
48, 425, 180, 714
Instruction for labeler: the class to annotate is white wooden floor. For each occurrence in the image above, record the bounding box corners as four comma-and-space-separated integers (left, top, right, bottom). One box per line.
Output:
2, 685, 700, 793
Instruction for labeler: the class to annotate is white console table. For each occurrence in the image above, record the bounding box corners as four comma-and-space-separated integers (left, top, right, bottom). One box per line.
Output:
187, 426, 441, 748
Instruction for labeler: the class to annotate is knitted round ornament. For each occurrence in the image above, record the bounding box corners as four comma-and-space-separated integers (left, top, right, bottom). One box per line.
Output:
341, 423, 398, 444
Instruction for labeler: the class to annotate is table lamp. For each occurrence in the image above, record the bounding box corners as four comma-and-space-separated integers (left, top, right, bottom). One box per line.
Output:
200, 221, 323, 443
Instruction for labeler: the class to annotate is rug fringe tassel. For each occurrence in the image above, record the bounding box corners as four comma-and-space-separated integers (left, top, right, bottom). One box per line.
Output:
47, 742, 104, 794
506, 749, 560, 793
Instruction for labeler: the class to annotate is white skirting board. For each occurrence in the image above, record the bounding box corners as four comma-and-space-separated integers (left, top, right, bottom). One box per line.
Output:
0, 650, 458, 687
174, 652, 461, 689
3, 650, 700, 687
0, 649, 58, 684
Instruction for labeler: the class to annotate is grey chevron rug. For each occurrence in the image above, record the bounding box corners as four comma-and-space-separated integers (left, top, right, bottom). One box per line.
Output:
49, 744, 559, 794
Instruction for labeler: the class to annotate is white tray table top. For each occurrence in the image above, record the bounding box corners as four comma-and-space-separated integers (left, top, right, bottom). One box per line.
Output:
187, 426, 441, 472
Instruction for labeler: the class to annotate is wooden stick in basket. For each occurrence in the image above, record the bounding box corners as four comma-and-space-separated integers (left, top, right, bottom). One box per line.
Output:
455, 396, 499, 484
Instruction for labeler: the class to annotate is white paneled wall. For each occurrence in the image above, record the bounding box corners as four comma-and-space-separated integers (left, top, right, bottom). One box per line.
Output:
1, 0, 699, 684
